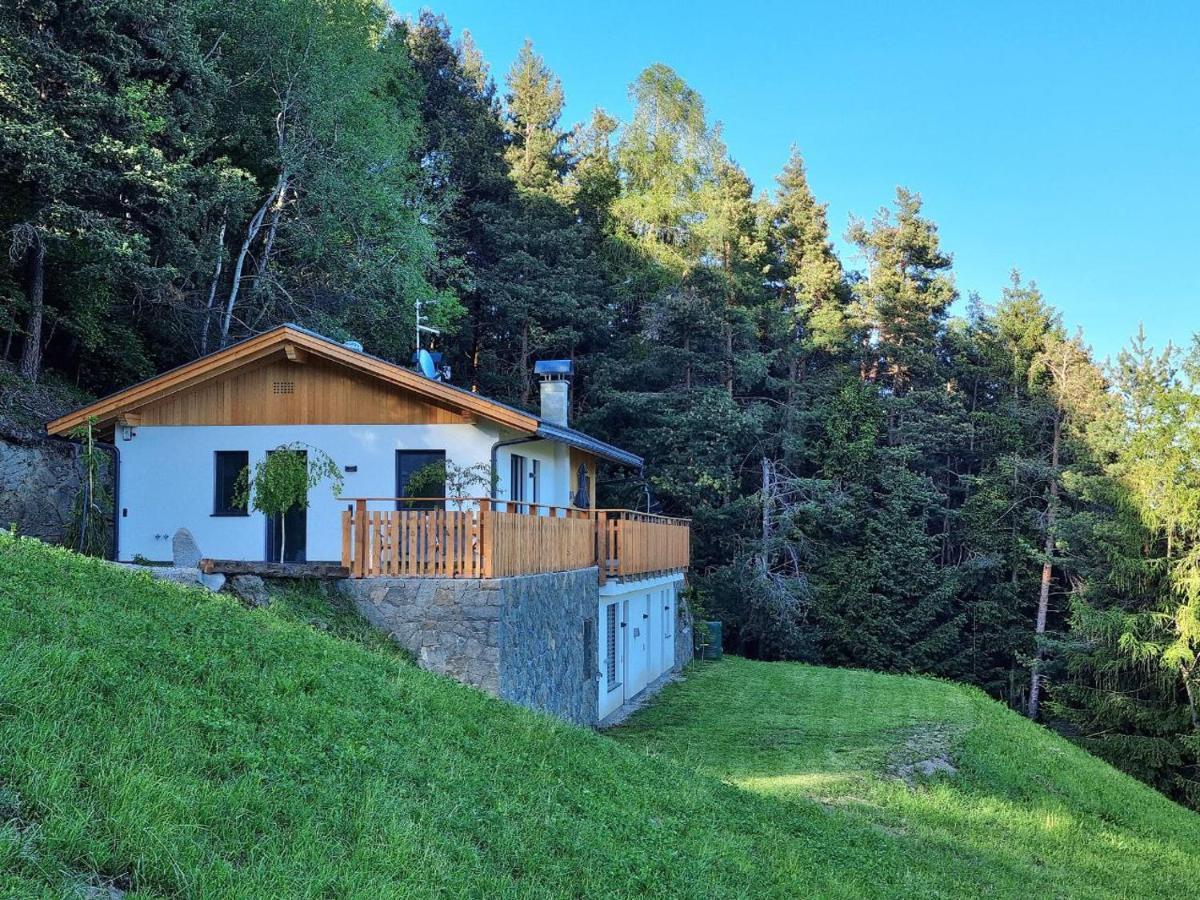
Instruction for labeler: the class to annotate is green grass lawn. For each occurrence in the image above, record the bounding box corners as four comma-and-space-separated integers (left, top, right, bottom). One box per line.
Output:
1, 532, 1197, 897
614, 656, 1200, 897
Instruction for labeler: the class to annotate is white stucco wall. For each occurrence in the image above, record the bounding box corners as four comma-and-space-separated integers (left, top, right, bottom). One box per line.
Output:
597, 573, 685, 720
116, 422, 596, 562
492, 439, 574, 509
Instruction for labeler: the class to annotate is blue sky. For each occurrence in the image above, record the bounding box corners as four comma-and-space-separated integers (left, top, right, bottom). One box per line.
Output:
395, 2, 1199, 362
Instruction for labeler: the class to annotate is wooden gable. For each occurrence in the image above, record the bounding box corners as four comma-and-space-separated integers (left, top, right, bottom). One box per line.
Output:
46, 325, 540, 436
135, 355, 472, 426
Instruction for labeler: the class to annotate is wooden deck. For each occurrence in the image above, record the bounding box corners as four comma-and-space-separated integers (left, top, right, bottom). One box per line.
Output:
340, 498, 689, 581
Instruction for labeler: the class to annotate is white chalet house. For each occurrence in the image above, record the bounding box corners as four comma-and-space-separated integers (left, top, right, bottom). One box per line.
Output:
49, 324, 691, 725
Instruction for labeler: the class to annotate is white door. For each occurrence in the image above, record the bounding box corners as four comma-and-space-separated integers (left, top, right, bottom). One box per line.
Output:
649, 589, 664, 677
627, 593, 650, 696
662, 587, 675, 674
598, 600, 624, 719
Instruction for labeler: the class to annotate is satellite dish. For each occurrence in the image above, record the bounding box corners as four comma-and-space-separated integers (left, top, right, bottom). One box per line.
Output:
418, 348, 438, 379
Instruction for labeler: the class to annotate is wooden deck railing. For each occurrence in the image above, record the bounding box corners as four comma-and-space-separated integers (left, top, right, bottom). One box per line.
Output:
339, 498, 689, 580
595, 509, 691, 581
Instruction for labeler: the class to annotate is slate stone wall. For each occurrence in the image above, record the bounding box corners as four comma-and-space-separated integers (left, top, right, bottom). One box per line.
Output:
674, 594, 695, 671
0, 425, 113, 549
337, 568, 599, 725
497, 568, 597, 726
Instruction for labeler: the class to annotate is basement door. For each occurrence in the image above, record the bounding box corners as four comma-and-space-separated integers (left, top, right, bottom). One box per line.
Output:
626, 593, 651, 697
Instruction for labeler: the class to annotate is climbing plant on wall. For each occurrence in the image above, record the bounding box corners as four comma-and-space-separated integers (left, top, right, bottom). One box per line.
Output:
64, 417, 111, 557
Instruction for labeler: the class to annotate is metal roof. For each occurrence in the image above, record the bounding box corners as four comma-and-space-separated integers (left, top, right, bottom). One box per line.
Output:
535, 422, 643, 470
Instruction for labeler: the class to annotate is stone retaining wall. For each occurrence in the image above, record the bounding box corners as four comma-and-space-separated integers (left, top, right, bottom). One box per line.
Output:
498, 569, 597, 725
338, 568, 599, 725
0, 424, 113, 549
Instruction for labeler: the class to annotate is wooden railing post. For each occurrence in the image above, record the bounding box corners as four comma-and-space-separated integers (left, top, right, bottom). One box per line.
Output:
479, 499, 492, 578
341, 509, 351, 571
354, 498, 368, 578
595, 511, 607, 584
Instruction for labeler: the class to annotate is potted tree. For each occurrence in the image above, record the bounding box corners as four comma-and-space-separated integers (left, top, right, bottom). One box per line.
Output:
235, 443, 343, 563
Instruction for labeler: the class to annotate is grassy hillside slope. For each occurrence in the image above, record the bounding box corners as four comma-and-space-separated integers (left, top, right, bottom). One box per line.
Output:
615, 656, 1200, 897
0, 533, 1196, 898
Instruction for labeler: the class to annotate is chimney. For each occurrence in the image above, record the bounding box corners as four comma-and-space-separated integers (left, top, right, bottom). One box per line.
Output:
534, 360, 573, 427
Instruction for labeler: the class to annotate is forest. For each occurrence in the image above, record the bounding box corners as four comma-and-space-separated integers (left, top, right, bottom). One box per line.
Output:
3, 0, 1199, 808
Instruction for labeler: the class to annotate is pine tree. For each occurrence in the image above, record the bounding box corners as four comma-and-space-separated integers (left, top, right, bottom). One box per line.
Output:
848, 188, 956, 394
770, 148, 847, 370
503, 41, 567, 196
0, 0, 235, 383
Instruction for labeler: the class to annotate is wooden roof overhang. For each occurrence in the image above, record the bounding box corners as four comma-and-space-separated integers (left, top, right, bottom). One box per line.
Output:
46, 325, 540, 437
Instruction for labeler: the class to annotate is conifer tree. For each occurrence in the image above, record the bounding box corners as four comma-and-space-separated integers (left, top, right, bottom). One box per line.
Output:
848, 189, 956, 393
503, 41, 567, 196
770, 148, 847, 371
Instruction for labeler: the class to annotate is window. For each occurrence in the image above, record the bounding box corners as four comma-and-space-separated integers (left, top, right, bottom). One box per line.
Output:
530, 458, 540, 504
606, 603, 620, 689
396, 450, 445, 510
510, 454, 528, 508
213, 451, 249, 516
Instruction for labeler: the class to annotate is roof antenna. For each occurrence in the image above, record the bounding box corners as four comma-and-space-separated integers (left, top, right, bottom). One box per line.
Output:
414, 298, 450, 381
415, 298, 440, 353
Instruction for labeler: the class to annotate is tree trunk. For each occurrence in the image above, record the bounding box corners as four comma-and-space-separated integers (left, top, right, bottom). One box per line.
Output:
724, 320, 734, 396
759, 457, 771, 573
1182, 663, 1199, 731
1028, 408, 1061, 720
724, 240, 734, 396
19, 234, 46, 383
219, 186, 278, 348
199, 216, 227, 356
519, 323, 531, 406
684, 335, 692, 390
254, 178, 287, 283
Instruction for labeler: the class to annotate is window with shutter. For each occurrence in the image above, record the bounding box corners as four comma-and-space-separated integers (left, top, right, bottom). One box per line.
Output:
606, 603, 619, 689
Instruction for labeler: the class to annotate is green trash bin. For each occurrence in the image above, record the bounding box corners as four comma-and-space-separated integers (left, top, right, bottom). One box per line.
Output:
701, 621, 723, 660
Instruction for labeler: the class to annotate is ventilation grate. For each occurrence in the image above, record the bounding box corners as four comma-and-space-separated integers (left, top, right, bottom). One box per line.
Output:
272, 381, 295, 395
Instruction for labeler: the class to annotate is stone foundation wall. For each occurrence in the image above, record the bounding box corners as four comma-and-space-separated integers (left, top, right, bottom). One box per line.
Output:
498, 568, 597, 726
339, 577, 504, 694
338, 568, 599, 726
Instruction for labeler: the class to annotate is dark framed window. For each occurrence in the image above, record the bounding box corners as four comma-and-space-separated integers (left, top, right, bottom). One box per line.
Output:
531, 458, 540, 504
213, 451, 249, 516
396, 450, 445, 510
